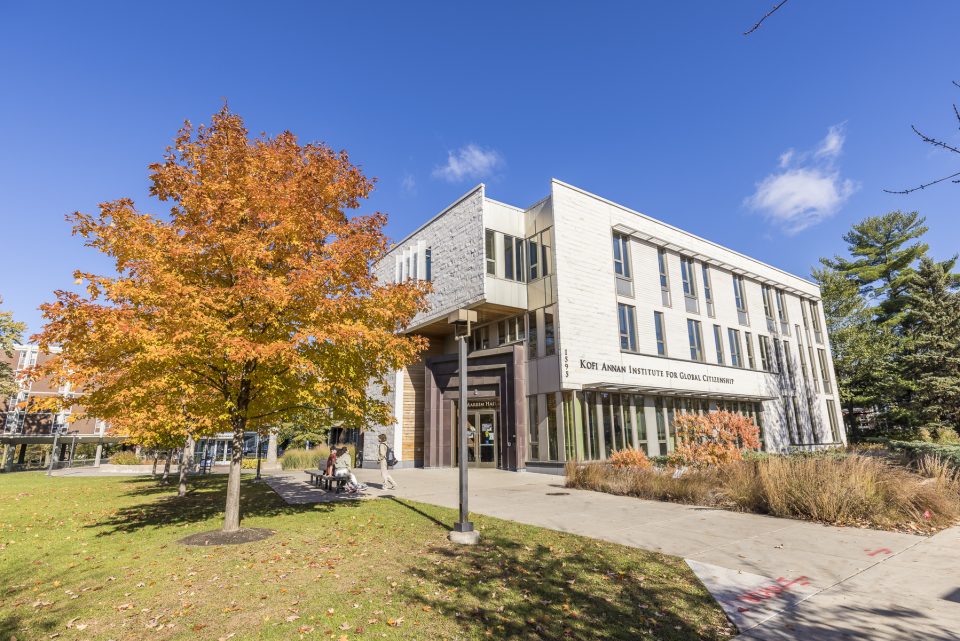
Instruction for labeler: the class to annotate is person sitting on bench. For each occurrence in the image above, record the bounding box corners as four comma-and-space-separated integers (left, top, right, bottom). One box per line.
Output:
333, 446, 364, 492
324, 447, 337, 476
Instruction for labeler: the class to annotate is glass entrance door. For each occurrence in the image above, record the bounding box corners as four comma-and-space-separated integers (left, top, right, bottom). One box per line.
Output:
455, 409, 498, 468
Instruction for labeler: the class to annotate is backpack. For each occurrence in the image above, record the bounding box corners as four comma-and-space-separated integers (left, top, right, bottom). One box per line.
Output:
385, 445, 398, 467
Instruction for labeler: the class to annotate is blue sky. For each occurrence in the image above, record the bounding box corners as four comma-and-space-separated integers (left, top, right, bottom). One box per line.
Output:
2, 1, 959, 335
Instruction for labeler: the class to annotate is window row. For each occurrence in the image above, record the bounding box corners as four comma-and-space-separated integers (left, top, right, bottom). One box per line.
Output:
469, 309, 555, 358
486, 228, 553, 283
393, 245, 432, 283
530, 391, 766, 463
611, 231, 824, 343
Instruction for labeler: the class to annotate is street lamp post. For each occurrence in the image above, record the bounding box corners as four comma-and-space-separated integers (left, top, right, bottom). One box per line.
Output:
447, 309, 479, 545
255, 431, 263, 481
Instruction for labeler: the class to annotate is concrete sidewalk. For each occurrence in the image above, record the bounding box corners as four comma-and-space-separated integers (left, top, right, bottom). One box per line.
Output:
269, 467, 960, 640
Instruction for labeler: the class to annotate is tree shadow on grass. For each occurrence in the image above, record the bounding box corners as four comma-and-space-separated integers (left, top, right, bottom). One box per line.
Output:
390, 504, 734, 641
88, 476, 361, 537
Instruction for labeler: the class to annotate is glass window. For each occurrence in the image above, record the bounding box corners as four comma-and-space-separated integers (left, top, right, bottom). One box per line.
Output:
745, 332, 756, 369
702, 265, 713, 302
544, 311, 556, 356
818, 349, 832, 393
658, 248, 669, 289
681, 256, 697, 297
810, 301, 824, 343
618, 304, 637, 352
498, 320, 507, 346
425, 248, 432, 282
485, 230, 496, 275
601, 393, 613, 458
527, 396, 539, 461
563, 392, 577, 461
412, 252, 418, 280
528, 238, 539, 281
773, 338, 784, 373
713, 324, 724, 364
687, 319, 704, 362
759, 335, 772, 371
776, 289, 788, 322
761, 286, 774, 319
809, 345, 820, 391
547, 394, 559, 461
654, 311, 666, 355
580, 391, 599, 460
728, 328, 743, 367
528, 312, 538, 357
800, 300, 810, 329
783, 340, 794, 378
515, 237, 526, 283
826, 399, 842, 442
539, 229, 552, 278
633, 395, 648, 445
612, 233, 631, 278
504, 235, 514, 280
733, 275, 747, 312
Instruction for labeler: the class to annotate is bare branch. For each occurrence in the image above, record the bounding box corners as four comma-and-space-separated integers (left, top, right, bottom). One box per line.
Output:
911, 125, 960, 155
883, 170, 960, 195
744, 0, 791, 36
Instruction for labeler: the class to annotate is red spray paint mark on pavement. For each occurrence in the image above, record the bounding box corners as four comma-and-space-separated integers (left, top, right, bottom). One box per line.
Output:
736, 575, 812, 608
865, 548, 892, 557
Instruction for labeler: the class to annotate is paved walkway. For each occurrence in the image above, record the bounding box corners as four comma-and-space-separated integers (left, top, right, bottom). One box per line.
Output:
268, 467, 960, 640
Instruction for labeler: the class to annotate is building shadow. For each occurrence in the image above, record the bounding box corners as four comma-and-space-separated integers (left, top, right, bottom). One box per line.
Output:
398, 529, 733, 641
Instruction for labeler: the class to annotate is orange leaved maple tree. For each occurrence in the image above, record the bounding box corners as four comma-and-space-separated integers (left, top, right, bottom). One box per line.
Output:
669, 410, 762, 468
36, 108, 429, 532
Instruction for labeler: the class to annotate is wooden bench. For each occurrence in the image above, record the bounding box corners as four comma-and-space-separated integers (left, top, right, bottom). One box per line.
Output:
198, 459, 214, 474
305, 470, 349, 493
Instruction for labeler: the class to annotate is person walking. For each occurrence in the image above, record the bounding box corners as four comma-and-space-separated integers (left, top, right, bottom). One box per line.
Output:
377, 434, 397, 490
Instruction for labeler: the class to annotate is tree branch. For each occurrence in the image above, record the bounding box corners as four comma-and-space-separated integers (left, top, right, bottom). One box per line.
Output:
911, 125, 960, 155
883, 170, 960, 194
744, 0, 790, 36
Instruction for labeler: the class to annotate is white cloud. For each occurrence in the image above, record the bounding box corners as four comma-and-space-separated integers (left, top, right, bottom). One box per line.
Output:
815, 124, 845, 159
400, 173, 416, 195
431, 144, 503, 183
746, 124, 858, 234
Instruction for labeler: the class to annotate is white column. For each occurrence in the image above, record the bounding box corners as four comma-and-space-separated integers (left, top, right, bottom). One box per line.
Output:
392, 369, 405, 461
643, 397, 658, 458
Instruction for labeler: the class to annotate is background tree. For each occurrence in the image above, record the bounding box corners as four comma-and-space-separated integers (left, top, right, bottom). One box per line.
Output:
0, 297, 26, 398
38, 108, 428, 533
812, 265, 898, 435
900, 257, 960, 435
820, 211, 929, 325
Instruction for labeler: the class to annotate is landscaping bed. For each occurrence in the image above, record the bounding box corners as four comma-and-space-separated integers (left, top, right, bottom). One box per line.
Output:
566, 451, 960, 534
0, 472, 733, 641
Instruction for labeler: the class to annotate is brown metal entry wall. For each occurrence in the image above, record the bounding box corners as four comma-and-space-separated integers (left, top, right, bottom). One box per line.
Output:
423, 344, 527, 471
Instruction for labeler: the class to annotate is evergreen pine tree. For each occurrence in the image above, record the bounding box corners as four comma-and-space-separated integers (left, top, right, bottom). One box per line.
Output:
901, 257, 960, 433
821, 211, 928, 325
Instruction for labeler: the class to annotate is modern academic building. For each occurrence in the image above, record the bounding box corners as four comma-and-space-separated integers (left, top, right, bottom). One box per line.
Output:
365, 179, 845, 473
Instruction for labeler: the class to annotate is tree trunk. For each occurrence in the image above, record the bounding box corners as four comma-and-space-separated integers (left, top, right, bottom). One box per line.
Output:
223, 418, 246, 533
178, 435, 194, 497
266, 427, 279, 470
152, 454, 158, 476
161, 450, 172, 483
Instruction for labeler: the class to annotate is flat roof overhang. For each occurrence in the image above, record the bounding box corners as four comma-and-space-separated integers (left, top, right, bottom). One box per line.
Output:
573, 382, 777, 402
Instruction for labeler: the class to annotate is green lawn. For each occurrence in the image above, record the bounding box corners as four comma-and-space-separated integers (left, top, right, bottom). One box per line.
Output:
0, 472, 733, 641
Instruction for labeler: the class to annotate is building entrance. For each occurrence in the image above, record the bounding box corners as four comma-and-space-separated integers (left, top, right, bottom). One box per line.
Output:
454, 405, 498, 468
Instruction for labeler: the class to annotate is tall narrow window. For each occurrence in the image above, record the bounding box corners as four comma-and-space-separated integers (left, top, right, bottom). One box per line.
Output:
745, 332, 756, 369
528, 237, 540, 281
547, 394, 559, 460
527, 396, 539, 461
612, 233, 631, 278
658, 248, 669, 289
772, 338, 784, 373
544, 311, 556, 356
759, 335, 772, 371
527, 311, 538, 358
680, 256, 697, 297
618, 304, 637, 352
412, 252, 418, 280
775, 289, 788, 322
687, 319, 704, 362
783, 340, 794, 379
503, 235, 514, 280
762, 285, 774, 319
425, 248, 432, 282
733, 275, 747, 312
654, 311, 666, 355
515, 236, 526, 283
826, 399, 842, 442
728, 328, 743, 367
713, 324, 724, 364
809, 345, 820, 391
800, 299, 810, 329
810, 301, 824, 343
817, 349, 832, 393
702, 265, 714, 315
485, 230, 496, 275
